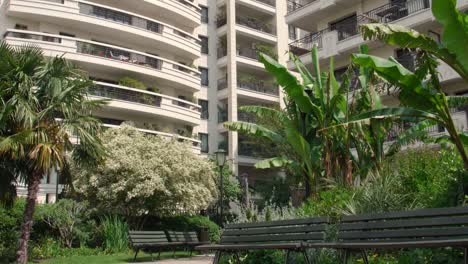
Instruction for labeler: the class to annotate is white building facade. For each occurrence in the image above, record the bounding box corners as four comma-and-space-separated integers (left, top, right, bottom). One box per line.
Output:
0, 0, 290, 203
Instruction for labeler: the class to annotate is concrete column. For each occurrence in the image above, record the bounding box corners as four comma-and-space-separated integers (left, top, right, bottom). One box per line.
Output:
275, 0, 289, 109
226, 0, 238, 175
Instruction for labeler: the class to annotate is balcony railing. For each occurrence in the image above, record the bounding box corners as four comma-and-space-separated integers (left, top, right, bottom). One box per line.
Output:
218, 76, 228, 90
217, 17, 227, 28
288, 30, 324, 56
5, 30, 201, 81
288, 0, 430, 55
287, 0, 317, 13
238, 112, 257, 123
238, 79, 279, 96
89, 84, 162, 107
236, 16, 275, 35
237, 47, 259, 60
217, 47, 227, 59
218, 109, 228, 123
78, 2, 200, 45
254, 0, 276, 7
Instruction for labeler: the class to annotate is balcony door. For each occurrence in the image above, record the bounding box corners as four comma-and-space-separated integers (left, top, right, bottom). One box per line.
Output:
329, 14, 357, 41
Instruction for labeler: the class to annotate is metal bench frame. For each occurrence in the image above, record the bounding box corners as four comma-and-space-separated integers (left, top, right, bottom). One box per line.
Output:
196, 217, 329, 264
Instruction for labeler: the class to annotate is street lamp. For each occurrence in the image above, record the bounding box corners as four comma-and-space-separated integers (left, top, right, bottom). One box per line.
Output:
214, 149, 227, 226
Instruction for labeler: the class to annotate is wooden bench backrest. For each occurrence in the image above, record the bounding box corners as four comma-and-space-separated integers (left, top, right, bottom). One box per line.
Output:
338, 206, 468, 243
220, 217, 329, 245
166, 231, 199, 243
128, 230, 168, 246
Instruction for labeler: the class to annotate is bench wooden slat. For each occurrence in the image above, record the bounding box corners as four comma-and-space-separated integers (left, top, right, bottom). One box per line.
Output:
339, 227, 468, 240
339, 215, 468, 231
221, 233, 324, 243
129, 231, 166, 235
341, 207, 468, 222
226, 217, 329, 229
223, 224, 327, 236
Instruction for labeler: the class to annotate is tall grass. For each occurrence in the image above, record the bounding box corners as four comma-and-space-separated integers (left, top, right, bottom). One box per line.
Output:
100, 215, 128, 253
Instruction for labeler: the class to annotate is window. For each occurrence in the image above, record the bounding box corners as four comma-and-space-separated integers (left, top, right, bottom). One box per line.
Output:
200, 35, 208, 54
59, 32, 75, 37
288, 25, 297, 40
200, 67, 209, 86
396, 49, 416, 71
200, 6, 208, 23
199, 99, 209, 120
199, 133, 209, 153
15, 24, 28, 30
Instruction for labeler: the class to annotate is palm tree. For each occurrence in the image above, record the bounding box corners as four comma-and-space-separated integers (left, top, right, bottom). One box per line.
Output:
0, 42, 106, 263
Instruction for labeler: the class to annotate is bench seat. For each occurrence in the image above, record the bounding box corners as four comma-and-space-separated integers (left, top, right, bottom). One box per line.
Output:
305, 238, 468, 249
197, 242, 304, 251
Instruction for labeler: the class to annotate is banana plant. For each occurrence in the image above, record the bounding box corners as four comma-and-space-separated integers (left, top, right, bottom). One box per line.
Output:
225, 45, 408, 195
346, 0, 468, 170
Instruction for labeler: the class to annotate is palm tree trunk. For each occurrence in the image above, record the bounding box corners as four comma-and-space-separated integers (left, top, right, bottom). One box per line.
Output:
16, 170, 42, 264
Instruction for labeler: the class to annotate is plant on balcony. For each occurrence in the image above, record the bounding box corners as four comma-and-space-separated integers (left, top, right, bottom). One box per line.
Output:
118, 77, 146, 90
72, 124, 217, 229
255, 44, 277, 60
0, 43, 106, 263
344, 0, 468, 175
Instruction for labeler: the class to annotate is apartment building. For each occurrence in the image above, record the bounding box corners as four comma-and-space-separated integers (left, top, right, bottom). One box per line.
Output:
286, 0, 468, 136
0, 0, 290, 203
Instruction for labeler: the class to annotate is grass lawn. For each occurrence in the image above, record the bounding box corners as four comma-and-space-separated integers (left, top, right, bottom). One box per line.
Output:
34, 251, 195, 264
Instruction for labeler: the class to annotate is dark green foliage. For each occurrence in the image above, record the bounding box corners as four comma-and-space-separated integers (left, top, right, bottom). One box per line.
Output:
0, 199, 26, 263
150, 215, 221, 243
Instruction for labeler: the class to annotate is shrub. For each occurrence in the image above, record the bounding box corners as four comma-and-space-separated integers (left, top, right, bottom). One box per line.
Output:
150, 215, 220, 243
118, 77, 146, 90
297, 187, 353, 218
30, 238, 103, 260
100, 215, 129, 253
0, 199, 26, 263
37, 199, 92, 248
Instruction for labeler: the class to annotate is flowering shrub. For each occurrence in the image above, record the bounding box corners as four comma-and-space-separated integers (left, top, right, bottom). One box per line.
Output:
73, 124, 218, 219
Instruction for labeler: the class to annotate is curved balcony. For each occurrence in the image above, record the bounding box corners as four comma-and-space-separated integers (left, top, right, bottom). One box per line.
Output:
4, 30, 201, 92
90, 82, 201, 126
99, 0, 202, 28
7, 0, 201, 59
102, 124, 201, 153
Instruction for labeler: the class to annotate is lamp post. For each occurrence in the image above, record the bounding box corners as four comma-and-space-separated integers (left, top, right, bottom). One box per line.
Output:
215, 149, 227, 226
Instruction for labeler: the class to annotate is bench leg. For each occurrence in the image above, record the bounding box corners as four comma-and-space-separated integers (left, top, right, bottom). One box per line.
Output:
301, 249, 311, 264
284, 250, 291, 264
360, 249, 369, 264
234, 252, 242, 264
213, 251, 222, 264
158, 249, 161, 259
133, 249, 139, 262
465, 248, 468, 264
342, 249, 350, 264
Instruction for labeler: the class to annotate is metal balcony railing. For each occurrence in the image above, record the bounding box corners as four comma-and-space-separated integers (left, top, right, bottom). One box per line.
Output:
218, 109, 228, 123
78, 2, 200, 44
217, 17, 227, 28
238, 112, 257, 123
217, 76, 228, 90
89, 84, 162, 107
237, 79, 279, 95
76, 41, 163, 70
237, 47, 259, 60
288, 0, 431, 55
254, 0, 276, 7
288, 30, 325, 56
287, 0, 318, 13
236, 16, 275, 35
217, 47, 227, 59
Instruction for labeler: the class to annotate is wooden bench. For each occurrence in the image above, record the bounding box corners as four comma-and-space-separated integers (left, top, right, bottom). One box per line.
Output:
166, 231, 206, 256
196, 217, 329, 264
128, 230, 183, 261
310, 206, 468, 264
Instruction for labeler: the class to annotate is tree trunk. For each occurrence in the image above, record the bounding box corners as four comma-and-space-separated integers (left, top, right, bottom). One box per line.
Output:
16, 170, 42, 264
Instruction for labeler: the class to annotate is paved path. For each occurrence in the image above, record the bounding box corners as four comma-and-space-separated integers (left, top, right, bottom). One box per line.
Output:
139, 255, 213, 264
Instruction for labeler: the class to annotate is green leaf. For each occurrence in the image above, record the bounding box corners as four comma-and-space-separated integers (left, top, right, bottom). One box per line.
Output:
223, 121, 283, 143
254, 157, 293, 169
432, 0, 468, 77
